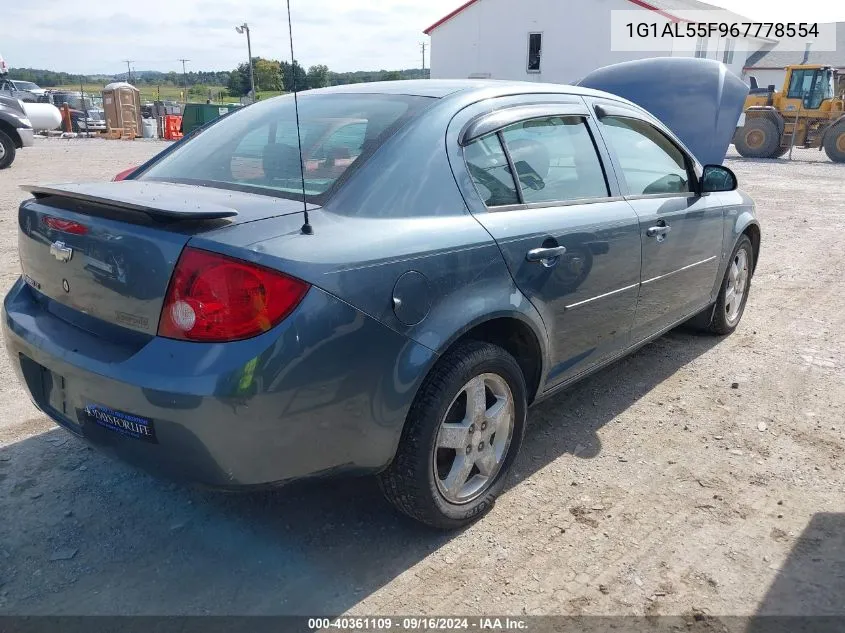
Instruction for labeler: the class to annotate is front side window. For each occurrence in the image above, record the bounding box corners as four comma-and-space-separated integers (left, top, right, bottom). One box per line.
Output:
499, 116, 609, 203
140, 93, 433, 203
787, 70, 815, 99
600, 116, 691, 196
527, 33, 542, 72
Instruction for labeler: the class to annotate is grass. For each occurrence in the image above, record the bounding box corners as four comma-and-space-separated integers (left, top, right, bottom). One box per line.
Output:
54, 84, 283, 105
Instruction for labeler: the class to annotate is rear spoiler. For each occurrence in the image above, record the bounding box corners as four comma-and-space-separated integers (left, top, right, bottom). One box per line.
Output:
20, 181, 238, 222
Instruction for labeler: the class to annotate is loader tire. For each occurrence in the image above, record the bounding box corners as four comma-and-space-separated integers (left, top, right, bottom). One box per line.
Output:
823, 123, 845, 163
734, 118, 781, 158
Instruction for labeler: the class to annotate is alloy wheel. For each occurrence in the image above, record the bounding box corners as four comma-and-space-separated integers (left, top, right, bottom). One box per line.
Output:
725, 248, 749, 325
433, 373, 515, 504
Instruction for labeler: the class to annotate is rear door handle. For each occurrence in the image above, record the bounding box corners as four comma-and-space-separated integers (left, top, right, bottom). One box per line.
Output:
646, 226, 672, 238
526, 246, 567, 263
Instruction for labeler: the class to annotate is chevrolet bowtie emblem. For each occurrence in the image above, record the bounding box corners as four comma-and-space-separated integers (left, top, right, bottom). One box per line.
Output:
50, 241, 73, 263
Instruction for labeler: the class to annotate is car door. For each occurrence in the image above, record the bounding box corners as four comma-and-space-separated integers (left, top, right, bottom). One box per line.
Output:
587, 98, 725, 343
447, 98, 642, 391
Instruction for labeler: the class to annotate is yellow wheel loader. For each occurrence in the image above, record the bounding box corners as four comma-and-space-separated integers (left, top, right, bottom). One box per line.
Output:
734, 65, 845, 162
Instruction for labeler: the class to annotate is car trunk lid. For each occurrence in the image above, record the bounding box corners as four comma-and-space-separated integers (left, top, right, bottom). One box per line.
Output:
18, 180, 317, 337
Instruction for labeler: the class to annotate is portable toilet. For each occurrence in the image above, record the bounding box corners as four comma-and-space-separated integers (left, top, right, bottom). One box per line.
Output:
102, 82, 142, 137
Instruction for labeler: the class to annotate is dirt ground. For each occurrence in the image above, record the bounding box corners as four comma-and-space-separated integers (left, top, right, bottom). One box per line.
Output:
0, 138, 842, 618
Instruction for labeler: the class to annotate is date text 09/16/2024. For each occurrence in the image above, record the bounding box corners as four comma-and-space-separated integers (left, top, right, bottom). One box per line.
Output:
308, 617, 528, 631
626, 21, 819, 39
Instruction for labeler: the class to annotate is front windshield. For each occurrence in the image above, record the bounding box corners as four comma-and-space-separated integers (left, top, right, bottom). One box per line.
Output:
140, 92, 434, 204
14, 81, 39, 91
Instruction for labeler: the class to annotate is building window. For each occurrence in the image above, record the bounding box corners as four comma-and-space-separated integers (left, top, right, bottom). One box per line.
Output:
723, 39, 735, 64
695, 36, 708, 59
527, 33, 542, 73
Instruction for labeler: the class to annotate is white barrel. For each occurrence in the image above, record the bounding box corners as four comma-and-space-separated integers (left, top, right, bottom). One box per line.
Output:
142, 118, 157, 138
22, 102, 63, 131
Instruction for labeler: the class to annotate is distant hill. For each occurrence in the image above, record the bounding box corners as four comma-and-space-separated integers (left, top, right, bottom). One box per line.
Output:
7, 65, 430, 92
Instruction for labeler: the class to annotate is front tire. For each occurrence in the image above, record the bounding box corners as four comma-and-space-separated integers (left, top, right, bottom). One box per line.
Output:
734, 118, 781, 158
0, 130, 16, 169
706, 235, 754, 335
379, 340, 527, 529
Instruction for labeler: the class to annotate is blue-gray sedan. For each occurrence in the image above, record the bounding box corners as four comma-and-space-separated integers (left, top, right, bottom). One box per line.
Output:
3, 77, 759, 529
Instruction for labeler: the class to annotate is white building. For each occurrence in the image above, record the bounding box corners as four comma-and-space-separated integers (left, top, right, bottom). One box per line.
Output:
425, 0, 767, 84
742, 22, 845, 91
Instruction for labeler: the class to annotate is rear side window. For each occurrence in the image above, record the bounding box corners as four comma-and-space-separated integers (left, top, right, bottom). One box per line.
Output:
499, 116, 609, 203
599, 116, 691, 195
464, 135, 520, 207
141, 93, 433, 204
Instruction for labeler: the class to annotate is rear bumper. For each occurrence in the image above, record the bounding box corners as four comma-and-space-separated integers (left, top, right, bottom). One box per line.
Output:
17, 127, 34, 147
3, 278, 434, 487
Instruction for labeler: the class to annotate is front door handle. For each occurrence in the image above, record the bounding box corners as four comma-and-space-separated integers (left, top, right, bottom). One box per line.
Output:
526, 246, 567, 263
646, 225, 672, 238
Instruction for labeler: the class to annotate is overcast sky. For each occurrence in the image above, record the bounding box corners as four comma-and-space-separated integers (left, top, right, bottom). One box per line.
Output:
2, 0, 843, 75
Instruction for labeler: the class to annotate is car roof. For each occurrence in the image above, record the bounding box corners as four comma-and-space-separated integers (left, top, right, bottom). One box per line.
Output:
311, 79, 632, 103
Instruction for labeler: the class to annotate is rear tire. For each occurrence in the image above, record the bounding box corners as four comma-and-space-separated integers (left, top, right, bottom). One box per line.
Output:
823, 122, 845, 163
734, 118, 781, 158
0, 130, 16, 169
379, 340, 527, 530
702, 235, 754, 335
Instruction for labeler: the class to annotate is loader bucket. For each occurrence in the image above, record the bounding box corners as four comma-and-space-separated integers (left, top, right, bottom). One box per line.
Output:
575, 57, 749, 166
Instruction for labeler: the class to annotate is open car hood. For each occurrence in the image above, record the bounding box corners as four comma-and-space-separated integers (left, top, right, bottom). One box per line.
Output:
575, 57, 749, 166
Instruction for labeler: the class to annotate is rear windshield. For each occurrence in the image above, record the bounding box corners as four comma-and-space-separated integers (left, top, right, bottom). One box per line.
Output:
52, 93, 96, 110
140, 93, 434, 204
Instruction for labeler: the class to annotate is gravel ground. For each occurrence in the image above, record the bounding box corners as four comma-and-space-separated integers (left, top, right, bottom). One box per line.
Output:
0, 138, 842, 617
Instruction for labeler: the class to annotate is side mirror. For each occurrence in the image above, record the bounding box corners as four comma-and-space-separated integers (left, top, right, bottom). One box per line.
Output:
701, 164, 737, 193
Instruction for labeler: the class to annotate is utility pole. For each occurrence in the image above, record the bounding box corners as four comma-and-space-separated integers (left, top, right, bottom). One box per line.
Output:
123, 60, 134, 83
178, 58, 190, 103
236, 23, 256, 101
420, 42, 427, 79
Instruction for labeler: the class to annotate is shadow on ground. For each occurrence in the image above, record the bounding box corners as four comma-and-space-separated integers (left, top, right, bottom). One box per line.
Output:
744, 513, 845, 633
0, 329, 720, 615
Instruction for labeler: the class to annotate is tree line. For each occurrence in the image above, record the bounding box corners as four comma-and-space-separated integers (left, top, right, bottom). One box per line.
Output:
7, 62, 429, 96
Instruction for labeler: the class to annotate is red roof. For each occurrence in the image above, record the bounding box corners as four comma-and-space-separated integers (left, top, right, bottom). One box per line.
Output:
424, 0, 481, 35
423, 0, 683, 34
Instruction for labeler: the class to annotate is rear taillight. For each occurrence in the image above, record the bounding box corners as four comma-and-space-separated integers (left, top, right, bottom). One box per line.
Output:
44, 216, 88, 235
158, 248, 309, 342
112, 167, 137, 181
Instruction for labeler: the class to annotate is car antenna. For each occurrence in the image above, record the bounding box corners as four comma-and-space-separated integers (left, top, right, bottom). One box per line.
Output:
286, 0, 313, 235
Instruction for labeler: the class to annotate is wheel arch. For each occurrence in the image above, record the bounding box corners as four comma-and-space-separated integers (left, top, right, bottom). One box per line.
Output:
745, 106, 785, 135
741, 221, 762, 275
432, 311, 548, 406
0, 119, 23, 148
821, 114, 845, 139
730, 213, 762, 275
